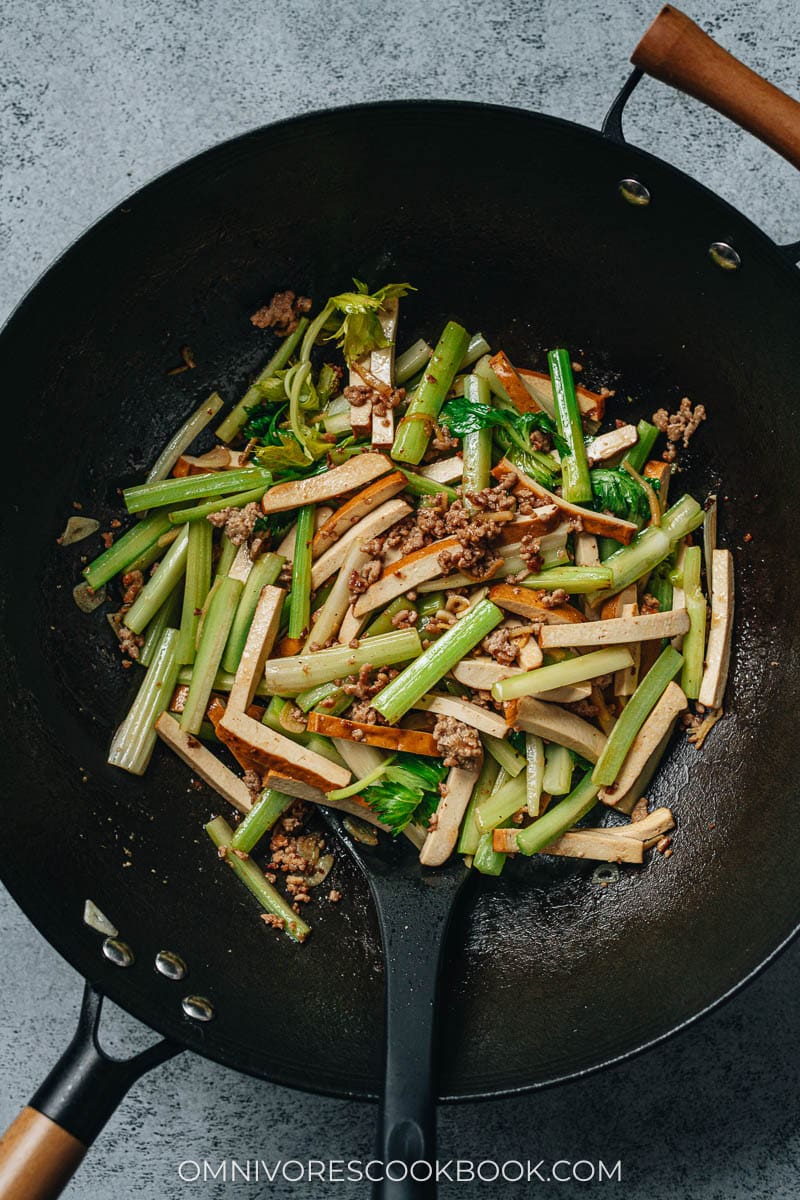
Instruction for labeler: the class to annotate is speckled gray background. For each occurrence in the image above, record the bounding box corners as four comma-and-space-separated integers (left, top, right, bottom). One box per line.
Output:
2, 1, 800, 1197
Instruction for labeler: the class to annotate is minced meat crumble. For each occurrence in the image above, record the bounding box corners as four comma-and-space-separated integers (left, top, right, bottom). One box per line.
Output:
433, 715, 482, 769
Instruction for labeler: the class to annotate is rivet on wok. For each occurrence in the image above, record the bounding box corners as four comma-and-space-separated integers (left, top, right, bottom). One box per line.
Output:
155, 950, 188, 981
102, 937, 135, 967
618, 178, 651, 206
182, 995, 215, 1022
709, 241, 741, 270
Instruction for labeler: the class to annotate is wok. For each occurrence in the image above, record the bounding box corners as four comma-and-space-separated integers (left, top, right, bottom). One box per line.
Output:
1, 6, 800, 1197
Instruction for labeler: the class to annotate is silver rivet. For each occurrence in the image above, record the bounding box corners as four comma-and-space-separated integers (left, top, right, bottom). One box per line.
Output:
155, 950, 188, 981
709, 241, 741, 270
182, 995, 215, 1022
102, 937, 135, 967
618, 178, 651, 206
592, 864, 620, 886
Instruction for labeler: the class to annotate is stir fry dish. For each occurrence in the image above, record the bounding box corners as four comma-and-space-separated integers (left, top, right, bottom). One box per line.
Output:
72, 281, 734, 942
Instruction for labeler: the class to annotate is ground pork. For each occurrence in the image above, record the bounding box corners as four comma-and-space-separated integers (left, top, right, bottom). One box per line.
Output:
250, 290, 312, 336
207, 501, 262, 546
568, 699, 599, 720
481, 628, 520, 666
243, 769, 263, 801
109, 613, 145, 661
348, 558, 383, 595
539, 588, 569, 609
342, 663, 399, 701
640, 592, 660, 615
120, 569, 144, 606
519, 533, 542, 573
267, 802, 327, 908
348, 700, 386, 725
529, 429, 551, 452
652, 397, 706, 462
433, 715, 482, 769
390, 608, 418, 629
430, 424, 459, 454
463, 480, 518, 513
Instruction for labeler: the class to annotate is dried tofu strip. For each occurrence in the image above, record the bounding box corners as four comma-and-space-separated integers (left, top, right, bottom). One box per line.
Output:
306, 712, 440, 756
644, 460, 671, 512
277, 506, 334, 558
488, 583, 585, 625
311, 498, 412, 591
226, 586, 284, 715
516, 366, 607, 422
698, 548, 734, 710
586, 425, 638, 465
312, 473, 406, 557
338, 605, 369, 646
575, 532, 601, 621
155, 713, 253, 815
539, 608, 689, 648
218, 709, 350, 791
614, 591, 639, 698
493, 826, 644, 863
263, 768, 390, 829
493, 459, 637, 543
352, 536, 460, 617
261, 453, 393, 513
420, 762, 482, 866
514, 698, 607, 763
599, 682, 687, 805
620, 806, 676, 844
418, 456, 463, 484
411, 693, 509, 738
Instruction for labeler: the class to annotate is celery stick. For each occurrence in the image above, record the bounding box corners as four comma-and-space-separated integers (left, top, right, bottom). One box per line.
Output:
124, 526, 190, 634
395, 338, 433, 384
363, 596, 418, 639
588, 495, 704, 606
462, 374, 493, 498
391, 321, 470, 464
592, 646, 683, 786
82, 510, 174, 590
623, 420, 659, 473
520, 566, 611, 593
473, 830, 507, 876
287, 504, 315, 640
215, 318, 309, 443
139, 585, 182, 667
492, 647, 633, 702
526, 734, 546, 815
458, 754, 500, 855
107, 628, 180, 775
680, 545, 707, 699
230, 789, 294, 854
548, 349, 592, 503
542, 743, 573, 796
396, 469, 459, 501
515, 772, 600, 855
215, 535, 238, 578
372, 599, 502, 724
176, 520, 213, 665
124, 468, 271, 514
460, 332, 491, 370
180, 577, 243, 734
475, 772, 527, 834
483, 734, 526, 777
206, 816, 310, 942
222, 553, 284, 674
146, 393, 225, 483
263, 629, 422, 696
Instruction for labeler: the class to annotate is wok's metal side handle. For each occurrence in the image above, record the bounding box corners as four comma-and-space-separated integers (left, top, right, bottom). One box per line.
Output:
0, 983, 180, 1200
369, 875, 453, 1200
632, 5, 800, 171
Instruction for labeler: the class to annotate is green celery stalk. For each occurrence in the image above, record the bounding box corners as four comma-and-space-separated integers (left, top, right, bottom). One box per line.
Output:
396, 469, 459, 501
391, 321, 470, 464
520, 566, 611, 593
462, 374, 493, 499
215, 318, 309, 443
623, 420, 659, 473
395, 338, 433, 384
124, 526, 190, 634
372, 599, 502, 724
180, 577, 243, 734
176, 520, 213, 665
492, 647, 633, 702
458, 754, 500, 855
287, 504, 315, 639
515, 772, 600, 855
592, 645, 683, 786
588, 495, 704, 606
473, 829, 507, 876
525, 734, 546, 815
483, 734, 526, 777
263, 629, 422, 696
168, 485, 269, 525
139, 582, 183, 668
680, 545, 707, 699
123, 468, 271, 514
107, 628, 180, 775
177, 666, 270, 695
363, 596, 418, 639
548, 349, 592, 503
82, 510, 174, 590
295, 680, 341, 712
230, 789, 294, 854
147, 393, 225, 483
542, 743, 573, 796
215, 534, 238, 577
475, 772, 527, 833
460, 332, 491, 370
206, 816, 310, 942
222, 552, 284, 674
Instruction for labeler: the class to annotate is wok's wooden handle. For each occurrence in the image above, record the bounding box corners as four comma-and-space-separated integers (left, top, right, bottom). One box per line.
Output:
632, 5, 800, 170
0, 1108, 86, 1200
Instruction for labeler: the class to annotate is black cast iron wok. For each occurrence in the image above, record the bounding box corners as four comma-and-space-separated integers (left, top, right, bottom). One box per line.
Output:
1, 6, 800, 1198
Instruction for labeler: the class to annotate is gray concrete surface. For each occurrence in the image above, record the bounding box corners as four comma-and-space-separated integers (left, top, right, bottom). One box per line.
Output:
2, 1, 800, 1196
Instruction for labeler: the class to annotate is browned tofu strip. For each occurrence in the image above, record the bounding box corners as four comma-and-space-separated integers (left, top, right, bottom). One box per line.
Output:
261, 453, 392, 513
306, 712, 440, 756
312, 472, 407, 556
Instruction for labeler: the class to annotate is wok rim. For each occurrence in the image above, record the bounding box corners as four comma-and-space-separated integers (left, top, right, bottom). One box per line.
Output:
2, 95, 799, 1103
